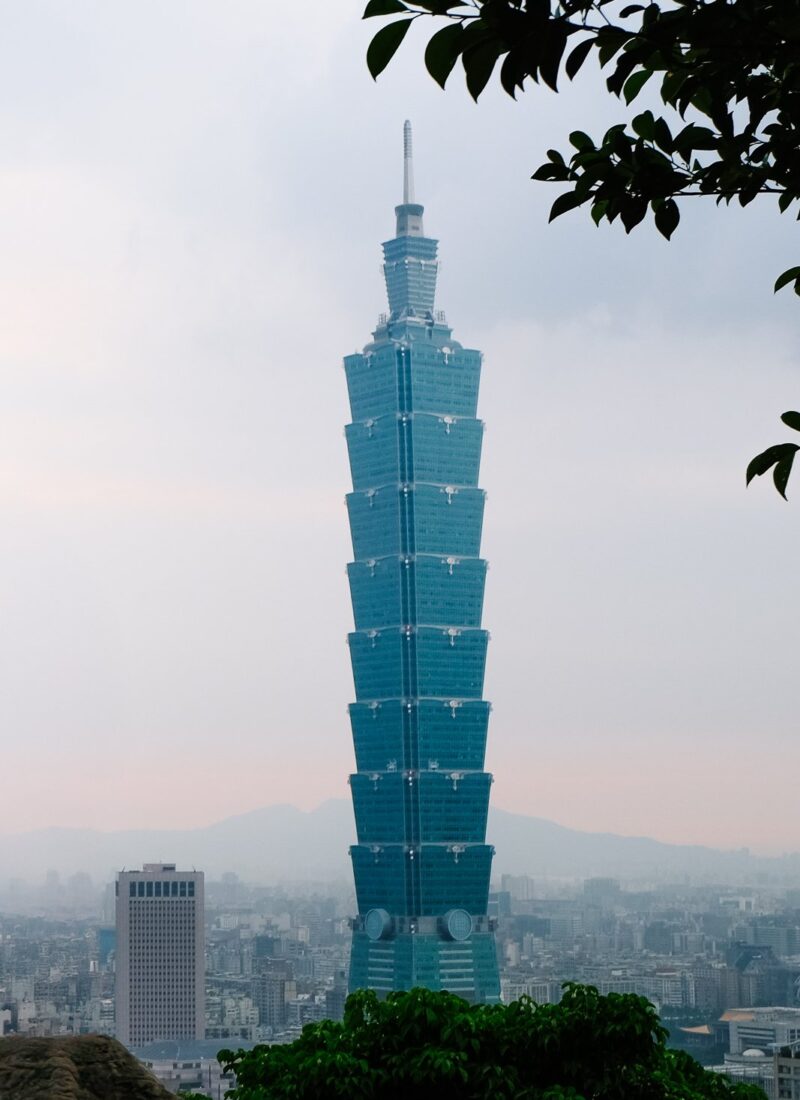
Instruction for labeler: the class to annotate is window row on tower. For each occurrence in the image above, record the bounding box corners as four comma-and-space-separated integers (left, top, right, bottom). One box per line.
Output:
344, 345, 482, 422
346, 411, 484, 490
348, 553, 487, 629
348, 626, 488, 701
347, 483, 485, 560
351, 842, 493, 916
349, 698, 490, 773
350, 768, 492, 844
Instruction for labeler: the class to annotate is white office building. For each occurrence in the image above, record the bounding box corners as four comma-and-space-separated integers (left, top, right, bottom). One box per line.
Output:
115, 863, 205, 1046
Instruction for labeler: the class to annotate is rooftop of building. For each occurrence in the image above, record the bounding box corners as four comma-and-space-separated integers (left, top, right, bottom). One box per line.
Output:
132, 1038, 255, 1060
722, 1007, 800, 1023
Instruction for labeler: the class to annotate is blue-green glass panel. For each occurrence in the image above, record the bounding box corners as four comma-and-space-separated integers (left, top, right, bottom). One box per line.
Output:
408, 350, 481, 417
347, 488, 401, 560
345, 348, 399, 421
350, 700, 407, 773
416, 700, 488, 771
346, 413, 483, 492
411, 485, 485, 556
349, 627, 488, 701
348, 558, 404, 630
351, 845, 407, 913
347, 485, 484, 560
349, 932, 500, 1004
349, 629, 406, 700
413, 556, 486, 627
418, 845, 493, 915
407, 414, 483, 486
351, 772, 405, 843
348, 556, 486, 631
414, 628, 488, 698
346, 417, 399, 491
383, 236, 439, 318
417, 772, 491, 842
350, 699, 489, 774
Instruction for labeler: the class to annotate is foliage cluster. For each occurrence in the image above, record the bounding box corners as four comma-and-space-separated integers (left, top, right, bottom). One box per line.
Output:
211, 984, 766, 1100
365, 1, 800, 255
364, 0, 800, 495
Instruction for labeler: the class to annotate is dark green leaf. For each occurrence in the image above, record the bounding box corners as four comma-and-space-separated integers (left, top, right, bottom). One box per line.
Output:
620, 197, 647, 233
367, 18, 413, 79
780, 411, 800, 433
774, 266, 800, 293
685, 125, 717, 150
414, 0, 465, 11
462, 37, 501, 102
654, 198, 680, 239
569, 130, 594, 152
424, 23, 463, 88
531, 163, 571, 181
596, 29, 627, 68
499, 49, 529, 98
660, 68, 690, 109
622, 67, 652, 104
565, 38, 593, 81
653, 117, 673, 153
631, 110, 655, 140
539, 25, 569, 92
773, 454, 797, 500
606, 49, 639, 97
548, 190, 585, 222
363, 0, 408, 17
689, 86, 714, 119
606, 123, 632, 160
746, 443, 799, 486
591, 199, 610, 225
534, 161, 572, 181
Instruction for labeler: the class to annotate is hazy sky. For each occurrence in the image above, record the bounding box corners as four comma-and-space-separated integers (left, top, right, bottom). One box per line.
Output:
1, 1, 798, 853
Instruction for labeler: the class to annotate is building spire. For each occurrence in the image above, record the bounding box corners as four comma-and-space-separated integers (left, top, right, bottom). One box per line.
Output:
395, 119, 424, 238
403, 119, 415, 204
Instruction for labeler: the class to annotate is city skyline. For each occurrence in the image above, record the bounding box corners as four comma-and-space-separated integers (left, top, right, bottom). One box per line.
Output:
0, 1, 798, 853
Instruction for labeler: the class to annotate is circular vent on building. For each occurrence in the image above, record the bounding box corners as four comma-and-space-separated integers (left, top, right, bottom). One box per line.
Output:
364, 908, 392, 941
443, 908, 473, 942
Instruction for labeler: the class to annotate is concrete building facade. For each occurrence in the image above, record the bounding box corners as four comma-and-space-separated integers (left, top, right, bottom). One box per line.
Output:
115, 863, 204, 1046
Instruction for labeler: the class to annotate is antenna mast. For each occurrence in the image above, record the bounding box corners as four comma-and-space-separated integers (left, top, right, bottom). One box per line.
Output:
403, 120, 415, 204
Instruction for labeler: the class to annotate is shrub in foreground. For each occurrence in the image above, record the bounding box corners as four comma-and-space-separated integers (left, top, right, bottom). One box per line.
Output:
212, 983, 765, 1100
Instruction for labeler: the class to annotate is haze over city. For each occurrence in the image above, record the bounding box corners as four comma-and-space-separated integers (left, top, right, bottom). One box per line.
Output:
1, 0, 797, 854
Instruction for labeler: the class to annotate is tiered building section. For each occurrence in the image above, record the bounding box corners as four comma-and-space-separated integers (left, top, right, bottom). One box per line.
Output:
345, 123, 500, 1003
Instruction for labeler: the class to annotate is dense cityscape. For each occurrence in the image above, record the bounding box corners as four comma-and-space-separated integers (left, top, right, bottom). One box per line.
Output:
3, 869, 800, 1095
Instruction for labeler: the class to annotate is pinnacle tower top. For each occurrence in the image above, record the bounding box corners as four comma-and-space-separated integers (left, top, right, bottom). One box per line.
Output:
395, 119, 425, 237
403, 119, 414, 203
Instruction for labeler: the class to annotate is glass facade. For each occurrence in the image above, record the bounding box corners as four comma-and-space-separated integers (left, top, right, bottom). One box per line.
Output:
345, 124, 499, 1003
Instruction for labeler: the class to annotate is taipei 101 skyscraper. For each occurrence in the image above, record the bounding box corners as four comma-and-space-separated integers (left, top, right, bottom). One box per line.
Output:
344, 123, 500, 1003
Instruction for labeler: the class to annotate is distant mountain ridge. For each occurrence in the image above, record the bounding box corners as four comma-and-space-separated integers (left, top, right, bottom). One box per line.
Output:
1, 800, 798, 886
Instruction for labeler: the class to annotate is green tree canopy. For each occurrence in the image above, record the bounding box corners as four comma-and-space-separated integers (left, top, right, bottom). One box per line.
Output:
364, 0, 800, 496
214, 984, 765, 1099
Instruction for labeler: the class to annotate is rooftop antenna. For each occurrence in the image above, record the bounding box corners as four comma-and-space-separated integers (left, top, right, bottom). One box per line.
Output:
403, 120, 415, 205
394, 120, 425, 237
